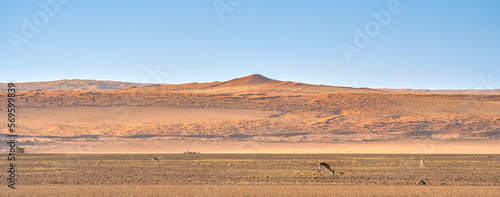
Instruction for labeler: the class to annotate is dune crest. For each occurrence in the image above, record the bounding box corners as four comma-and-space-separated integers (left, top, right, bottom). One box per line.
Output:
215, 74, 278, 87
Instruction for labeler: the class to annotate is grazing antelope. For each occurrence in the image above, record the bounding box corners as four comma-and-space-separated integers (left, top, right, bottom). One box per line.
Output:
420, 159, 424, 168
318, 162, 335, 176
152, 157, 160, 163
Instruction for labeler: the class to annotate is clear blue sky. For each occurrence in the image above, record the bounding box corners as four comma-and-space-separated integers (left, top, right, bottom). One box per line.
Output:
1, 0, 499, 89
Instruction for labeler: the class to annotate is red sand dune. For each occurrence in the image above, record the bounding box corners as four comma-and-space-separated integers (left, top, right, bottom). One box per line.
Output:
1, 74, 499, 153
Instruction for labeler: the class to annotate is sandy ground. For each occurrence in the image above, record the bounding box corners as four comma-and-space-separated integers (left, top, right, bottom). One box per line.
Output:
15, 106, 277, 129
3, 185, 499, 196
2, 75, 500, 142
1, 75, 500, 196
6, 138, 500, 154
3, 75, 500, 140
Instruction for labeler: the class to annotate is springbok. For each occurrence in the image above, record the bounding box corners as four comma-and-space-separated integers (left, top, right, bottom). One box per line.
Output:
318, 162, 335, 176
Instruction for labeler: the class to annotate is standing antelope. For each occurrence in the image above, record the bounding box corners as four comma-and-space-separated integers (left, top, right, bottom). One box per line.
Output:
318, 162, 335, 176
420, 159, 424, 168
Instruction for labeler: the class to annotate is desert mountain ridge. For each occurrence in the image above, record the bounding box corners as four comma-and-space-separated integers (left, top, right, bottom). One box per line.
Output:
0, 79, 151, 92
1, 74, 500, 153
0, 74, 385, 95
217, 74, 276, 86
2, 74, 499, 95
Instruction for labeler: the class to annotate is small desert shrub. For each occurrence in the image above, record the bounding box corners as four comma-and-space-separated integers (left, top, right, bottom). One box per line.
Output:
183, 151, 200, 155
16, 146, 25, 154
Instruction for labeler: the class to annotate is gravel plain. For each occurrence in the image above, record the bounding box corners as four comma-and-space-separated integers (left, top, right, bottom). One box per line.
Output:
1, 154, 499, 196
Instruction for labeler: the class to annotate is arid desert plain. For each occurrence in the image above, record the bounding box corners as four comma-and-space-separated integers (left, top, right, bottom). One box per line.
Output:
0, 154, 499, 196
1, 75, 499, 196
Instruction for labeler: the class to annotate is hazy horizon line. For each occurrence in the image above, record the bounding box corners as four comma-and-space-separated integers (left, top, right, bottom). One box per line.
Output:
2, 74, 500, 91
